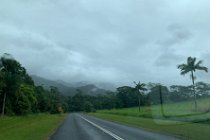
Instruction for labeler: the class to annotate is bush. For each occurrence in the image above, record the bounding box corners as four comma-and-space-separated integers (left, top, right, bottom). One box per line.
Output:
84, 101, 94, 113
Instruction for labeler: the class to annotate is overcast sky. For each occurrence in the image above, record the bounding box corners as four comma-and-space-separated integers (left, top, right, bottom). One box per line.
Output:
0, 0, 210, 87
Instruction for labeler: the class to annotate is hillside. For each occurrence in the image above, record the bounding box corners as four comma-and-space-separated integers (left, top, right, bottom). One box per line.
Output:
31, 75, 110, 96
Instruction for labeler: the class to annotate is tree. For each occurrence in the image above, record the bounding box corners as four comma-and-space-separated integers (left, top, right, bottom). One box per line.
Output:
116, 86, 139, 108
70, 89, 85, 112
195, 82, 210, 98
49, 86, 63, 114
177, 57, 208, 110
148, 84, 169, 104
169, 85, 192, 102
15, 84, 36, 115
133, 81, 147, 112
34, 86, 49, 112
0, 53, 19, 116
0, 53, 37, 115
84, 101, 94, 113
0, 53, 71, 115
0, 60, 6, 116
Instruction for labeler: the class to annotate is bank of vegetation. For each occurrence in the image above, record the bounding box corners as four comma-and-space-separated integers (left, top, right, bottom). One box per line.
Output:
0, 54, 210, 116
1, 53, 210, 139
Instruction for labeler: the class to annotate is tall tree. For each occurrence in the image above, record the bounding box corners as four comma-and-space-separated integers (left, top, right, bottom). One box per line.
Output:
0, 58, 6, 116
0, 53, 28, 116
134, 81, 147, 112
15, 84, 36, 115
177, 57, 208, 110
0, 53, 13, 116
116, 86, 138, 108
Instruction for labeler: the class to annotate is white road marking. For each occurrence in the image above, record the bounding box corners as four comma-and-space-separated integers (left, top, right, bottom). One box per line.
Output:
79, 115, 125, 140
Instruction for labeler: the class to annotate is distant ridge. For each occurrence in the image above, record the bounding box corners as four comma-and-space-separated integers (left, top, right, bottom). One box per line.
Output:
31, 75, 112, 96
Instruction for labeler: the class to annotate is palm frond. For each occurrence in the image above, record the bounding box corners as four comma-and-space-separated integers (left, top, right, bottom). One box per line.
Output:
187, 57, 196, 69
195, 66, 208, 72
178, 56, 208, 75
187, 57, 192, 63
194, 60, 208, 72
187, 57, 193, 64
177, 64, 191, 75
177, 64, 187, 69
180, 69, 191, 75
195, 60, 203, 66
134, 81, 147, 91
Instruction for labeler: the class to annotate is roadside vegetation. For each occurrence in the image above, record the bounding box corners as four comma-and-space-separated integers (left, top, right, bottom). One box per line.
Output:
1, 53, 210, 139
0, 113, 67, 140
1, 54, 209, 116
90, 112, 210, 140
177, 56, 208, 111
95, 97, 210, 122
89, 57, 210, 140
89, 98, 210, 140
0, 53, 69, 116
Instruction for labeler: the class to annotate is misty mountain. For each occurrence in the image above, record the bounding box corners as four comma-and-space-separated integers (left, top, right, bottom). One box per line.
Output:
94, 82, 116, 91
31, 75, 112, 96
77, 84, 108, 95
56, 79, 74, 87
71, 81, 90, 88
31, 75, 76, 96
71, 81, 116, 91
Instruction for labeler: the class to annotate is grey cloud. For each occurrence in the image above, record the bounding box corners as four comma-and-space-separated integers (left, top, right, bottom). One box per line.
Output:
154, 24, 193, 68
157, 24, 193, 47
155, 53, 184, 67
0, 0, 210, 86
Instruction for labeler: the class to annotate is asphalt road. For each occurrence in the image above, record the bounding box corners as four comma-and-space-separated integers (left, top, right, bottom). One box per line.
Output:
50, 113, 181, 140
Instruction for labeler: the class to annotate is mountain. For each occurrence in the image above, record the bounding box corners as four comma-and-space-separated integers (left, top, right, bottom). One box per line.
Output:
31, 75, 111, 96
71, 81, 116, 91
31, 75, 76, 96
56, 80, 73, 87
78, 84, 108, 96
94, 82, 116, 91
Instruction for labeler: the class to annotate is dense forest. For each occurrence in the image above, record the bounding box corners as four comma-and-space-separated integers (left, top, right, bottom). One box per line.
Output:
0, 53, 210, 116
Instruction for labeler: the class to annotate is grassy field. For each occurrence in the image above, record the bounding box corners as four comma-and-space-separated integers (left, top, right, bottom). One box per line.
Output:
0, 113, 67, 140
97, 98, 210, 122
90, 98, 210, 140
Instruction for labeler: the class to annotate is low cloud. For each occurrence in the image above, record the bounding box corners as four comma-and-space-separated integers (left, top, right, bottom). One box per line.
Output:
1, 0, 210, 86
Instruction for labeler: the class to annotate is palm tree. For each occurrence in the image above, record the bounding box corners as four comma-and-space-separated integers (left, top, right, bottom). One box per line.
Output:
134, 81, 147, 112
177, 57, 208, 111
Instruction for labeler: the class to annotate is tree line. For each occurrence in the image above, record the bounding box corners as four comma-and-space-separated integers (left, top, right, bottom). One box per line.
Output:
0, 54, 209, 116
0, 54, 69, 115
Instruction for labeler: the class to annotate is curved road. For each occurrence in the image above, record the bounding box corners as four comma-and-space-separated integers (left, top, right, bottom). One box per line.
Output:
50, 113, 181, 140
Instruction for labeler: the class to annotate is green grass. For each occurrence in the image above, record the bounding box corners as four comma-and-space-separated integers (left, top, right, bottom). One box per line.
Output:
90, 98, 210, 140
97, 98, 210, 122
0, 113, 67, 140
89, 113, 210, 140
